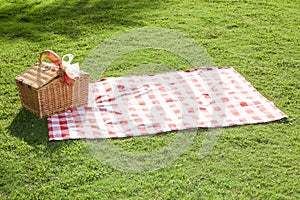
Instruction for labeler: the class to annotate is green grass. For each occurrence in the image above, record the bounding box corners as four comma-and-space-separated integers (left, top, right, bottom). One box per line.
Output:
1, 0, 299, 199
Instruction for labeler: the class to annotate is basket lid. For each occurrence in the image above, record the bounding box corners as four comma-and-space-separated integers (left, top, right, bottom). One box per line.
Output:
15, 62, 60, 89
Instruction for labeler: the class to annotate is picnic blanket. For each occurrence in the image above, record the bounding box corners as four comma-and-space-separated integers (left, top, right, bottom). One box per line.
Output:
48, 67, 287, 141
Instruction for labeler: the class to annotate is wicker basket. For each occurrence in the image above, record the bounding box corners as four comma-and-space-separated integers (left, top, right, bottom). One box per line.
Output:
15, 50, 90, 118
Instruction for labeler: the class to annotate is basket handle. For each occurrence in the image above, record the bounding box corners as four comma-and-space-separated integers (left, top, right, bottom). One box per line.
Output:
39, 50, 62, 68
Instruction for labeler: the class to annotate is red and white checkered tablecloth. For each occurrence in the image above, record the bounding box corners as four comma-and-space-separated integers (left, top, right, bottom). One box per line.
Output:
48, 67, 288, 141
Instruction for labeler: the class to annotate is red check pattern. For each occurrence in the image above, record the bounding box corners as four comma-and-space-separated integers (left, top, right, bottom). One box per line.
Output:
48, 67, 287, 141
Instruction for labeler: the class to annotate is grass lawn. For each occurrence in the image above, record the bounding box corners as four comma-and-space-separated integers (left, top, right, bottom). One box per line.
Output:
0, 0, 299, 199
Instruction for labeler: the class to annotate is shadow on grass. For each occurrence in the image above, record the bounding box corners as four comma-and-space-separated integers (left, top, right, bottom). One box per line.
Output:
0, 0, 160, 41
9, 109, 49, 145
9, 109, 76, 154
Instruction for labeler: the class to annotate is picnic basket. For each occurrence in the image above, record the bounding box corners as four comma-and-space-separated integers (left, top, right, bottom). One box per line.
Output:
15, 50, 90, 118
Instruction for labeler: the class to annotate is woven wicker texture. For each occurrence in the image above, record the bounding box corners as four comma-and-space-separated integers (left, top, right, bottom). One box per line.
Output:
15, 63, 58, 89
15, 50, 90, 118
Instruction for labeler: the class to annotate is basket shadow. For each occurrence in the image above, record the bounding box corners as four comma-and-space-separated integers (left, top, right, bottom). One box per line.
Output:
9, 109, 50, 146
9, 109, 82, 154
